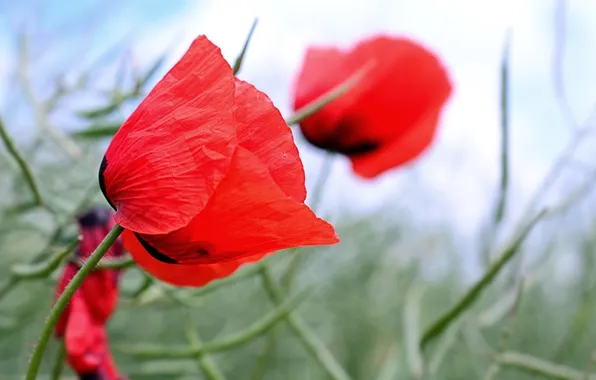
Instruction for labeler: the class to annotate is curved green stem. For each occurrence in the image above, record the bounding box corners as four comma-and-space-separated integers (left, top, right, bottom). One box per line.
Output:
120, 288, 309, 359
420, 210, 546, 350
285, 61, 374, 126
0, 117, 44, 207
260, 265, 351, 380
50, 341, 66, 380
25, 224, 124, 380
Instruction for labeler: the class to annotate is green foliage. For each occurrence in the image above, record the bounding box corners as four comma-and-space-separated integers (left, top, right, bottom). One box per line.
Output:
2, 15, 596, 380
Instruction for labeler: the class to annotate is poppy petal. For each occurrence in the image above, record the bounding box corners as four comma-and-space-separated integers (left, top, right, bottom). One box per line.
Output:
126, 147, 338, 285
234, 79, 306, 202
342, 36, 452, 143
349, 110, 441, 178
123, 229, 267, 287
65, 294, 105, 374
100, 35, 238, 235
81, 271, 119, 324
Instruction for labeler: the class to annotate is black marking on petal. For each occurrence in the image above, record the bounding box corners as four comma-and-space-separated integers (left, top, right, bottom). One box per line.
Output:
98, 156, 116, 211
134, 232, 179, 264
336, 141, 381, 157
301, 118, 381, 158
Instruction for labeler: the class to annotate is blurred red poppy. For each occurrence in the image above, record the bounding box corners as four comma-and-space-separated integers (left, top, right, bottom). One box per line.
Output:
292, 35, 453, 178
54, 207, 126, 380
99, 35, 338, 287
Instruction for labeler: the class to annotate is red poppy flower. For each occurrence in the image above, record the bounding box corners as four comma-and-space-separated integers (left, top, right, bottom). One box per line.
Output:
98, 35, 338, 287
64, 293, 126, 380
292, 35, 453, 178
54, 207, 126, 380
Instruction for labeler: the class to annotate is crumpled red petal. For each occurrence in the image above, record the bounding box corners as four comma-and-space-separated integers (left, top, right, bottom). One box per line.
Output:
234, 79, 306, 202
101, 35, 238, 235
124, 147, 338, 286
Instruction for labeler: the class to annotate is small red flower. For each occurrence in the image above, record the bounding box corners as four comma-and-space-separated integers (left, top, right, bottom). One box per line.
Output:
98, 35, 338, 287
54, 207, 126, 380
292, 35, 453, 178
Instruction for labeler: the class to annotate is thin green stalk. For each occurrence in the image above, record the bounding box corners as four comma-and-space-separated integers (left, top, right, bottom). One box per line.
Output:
0, 185, 97, 303
498, 351, 596, 380
95, 256, 135, 270
483, 278, 525, 380
403, 283, 425, 378
285, 61, 375, 126
482, 30, 511, 267
120, 288, 309, 359
233, 18, 258, 75
0, 117, 44, 207
249, 331, 278, 380
259, 264, 351, 380
25, 224, 124, 380
420, 210, 546, 350
18, 33, 82, 159
128, 272, 154, 299
164, 285, 226, 379
427, 319, 462, 375
135, 264, 262, 307
185, 315, 226, 380
11, 239, 78, 279
493, 29, 511, 226
50, 341, 66, 380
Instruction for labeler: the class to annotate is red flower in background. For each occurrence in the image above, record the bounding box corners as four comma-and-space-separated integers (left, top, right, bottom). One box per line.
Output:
98, 35, 338, 288
292, 35, 453, 178
54, 207, 126, 380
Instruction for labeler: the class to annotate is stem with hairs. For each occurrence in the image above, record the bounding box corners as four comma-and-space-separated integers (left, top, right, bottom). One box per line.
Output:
25, 224, 124, 380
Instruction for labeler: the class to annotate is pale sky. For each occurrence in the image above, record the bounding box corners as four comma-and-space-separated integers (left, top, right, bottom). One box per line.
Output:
1, 0, 596, 267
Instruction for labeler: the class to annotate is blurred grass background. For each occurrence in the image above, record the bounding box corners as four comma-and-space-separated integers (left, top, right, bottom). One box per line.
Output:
2, 1, 596, 379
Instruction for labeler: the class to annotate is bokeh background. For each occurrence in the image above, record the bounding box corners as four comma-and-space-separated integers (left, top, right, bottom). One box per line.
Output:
1, 0, 596, 379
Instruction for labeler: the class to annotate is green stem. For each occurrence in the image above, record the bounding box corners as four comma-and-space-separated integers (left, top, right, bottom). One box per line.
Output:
498, 351, 596, 380
232, 18, 258, 75
0, 117, 44, 207
493, 30, 511, 226
120, 288, 309, 359
18, 33, 82, 159
259, 265, 351, 380
185, 316, 226, 380
11, 239, 79, 279
25, 224, 124, 380
95, 256, 135, 270
50, 341, 66, 380
285, 61, 374, 126
420, 210, 546, 350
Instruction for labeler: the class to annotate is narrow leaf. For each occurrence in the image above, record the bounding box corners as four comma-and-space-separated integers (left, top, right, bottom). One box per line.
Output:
71, 123, 122, 139
233, 18, 259, 75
